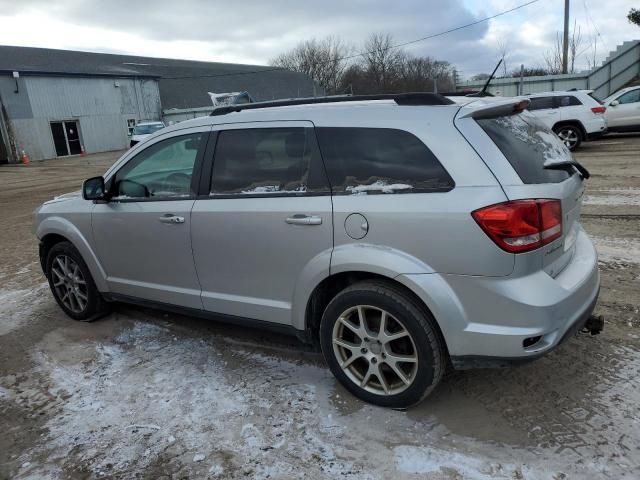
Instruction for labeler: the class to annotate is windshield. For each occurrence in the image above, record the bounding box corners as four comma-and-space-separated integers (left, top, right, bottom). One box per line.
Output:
133, 124, 164, 135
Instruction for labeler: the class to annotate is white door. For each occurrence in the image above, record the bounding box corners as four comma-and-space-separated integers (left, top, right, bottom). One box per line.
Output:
607, 89, 640, 128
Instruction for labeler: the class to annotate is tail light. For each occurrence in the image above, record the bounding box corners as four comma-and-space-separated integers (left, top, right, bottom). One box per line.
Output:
591, 106, 606, 114
472, 199, 562, 253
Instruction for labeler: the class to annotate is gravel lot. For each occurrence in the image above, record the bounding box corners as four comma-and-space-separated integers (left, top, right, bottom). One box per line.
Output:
1, 136, 639, 480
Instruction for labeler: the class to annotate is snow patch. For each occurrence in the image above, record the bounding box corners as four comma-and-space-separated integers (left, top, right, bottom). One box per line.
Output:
394, 445, 529, 479
592, 236, 640, 265
584, 188, 640, 206
0, 284, 48, 336
346, 180, 413, 195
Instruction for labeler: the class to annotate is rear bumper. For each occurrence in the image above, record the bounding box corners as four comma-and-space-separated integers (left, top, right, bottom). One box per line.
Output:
401, 227, 600, 367
586, 128, 608, 140
450, 286, 599, 369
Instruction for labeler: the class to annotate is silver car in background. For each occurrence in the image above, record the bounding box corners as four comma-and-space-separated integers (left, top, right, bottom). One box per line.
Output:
33, 93, 601, 408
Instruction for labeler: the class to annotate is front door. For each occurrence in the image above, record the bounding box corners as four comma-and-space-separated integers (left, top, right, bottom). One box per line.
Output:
608, 89, 640, 128
191, 122, 333, 325
91, 128, 209, 309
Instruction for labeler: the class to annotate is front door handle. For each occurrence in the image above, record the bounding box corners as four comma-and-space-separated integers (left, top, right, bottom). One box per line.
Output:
159, 214, 185, 224
285, 215, 322, 226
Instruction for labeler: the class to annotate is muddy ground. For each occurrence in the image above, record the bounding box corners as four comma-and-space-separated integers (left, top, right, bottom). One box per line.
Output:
0, 137, 639, 480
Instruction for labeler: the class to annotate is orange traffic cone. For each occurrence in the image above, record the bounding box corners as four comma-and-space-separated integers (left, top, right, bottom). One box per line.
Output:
20, 150, 29, 165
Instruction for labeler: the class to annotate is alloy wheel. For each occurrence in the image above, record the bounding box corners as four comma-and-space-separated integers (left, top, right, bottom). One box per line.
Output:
51, 254, 88, 313
332, 305, 418, 396
557, 128, 579, 149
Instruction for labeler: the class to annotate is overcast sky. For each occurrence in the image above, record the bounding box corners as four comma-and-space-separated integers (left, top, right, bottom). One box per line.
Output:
0, 0, 638, 79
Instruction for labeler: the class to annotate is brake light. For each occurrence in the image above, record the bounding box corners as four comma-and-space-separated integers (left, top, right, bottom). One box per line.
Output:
591, 106, 606, 114
472, 199, 562, 253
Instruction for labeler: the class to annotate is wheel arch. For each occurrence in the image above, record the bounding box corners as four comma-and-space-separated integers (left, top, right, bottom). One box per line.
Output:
37, 217, 109, 292
302, 270, 450, 358
553, 120, 586, 139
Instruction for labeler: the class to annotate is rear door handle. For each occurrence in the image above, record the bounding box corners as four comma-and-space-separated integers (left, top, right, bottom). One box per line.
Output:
159, 214, 185, 224
285, 215, 322, 226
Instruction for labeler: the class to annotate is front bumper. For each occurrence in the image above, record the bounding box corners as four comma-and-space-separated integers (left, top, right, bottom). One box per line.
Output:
401, 228, 600, 367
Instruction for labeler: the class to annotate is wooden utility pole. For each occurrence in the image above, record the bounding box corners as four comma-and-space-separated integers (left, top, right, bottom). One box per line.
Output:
562, 0, 570, 74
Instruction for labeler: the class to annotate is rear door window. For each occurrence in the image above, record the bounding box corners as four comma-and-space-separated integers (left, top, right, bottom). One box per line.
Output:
315, 127, 454, 194
210, 127, 329, 195
527, 97, 556, 111
476, 114, 572, 184
556, 95, 582, 107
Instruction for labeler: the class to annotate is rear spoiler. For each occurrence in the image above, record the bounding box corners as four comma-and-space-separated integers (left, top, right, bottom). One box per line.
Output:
457, 98, 530, 120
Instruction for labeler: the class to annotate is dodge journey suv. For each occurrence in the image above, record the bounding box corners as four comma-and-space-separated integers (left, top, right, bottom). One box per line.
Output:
34, 93, 601, 408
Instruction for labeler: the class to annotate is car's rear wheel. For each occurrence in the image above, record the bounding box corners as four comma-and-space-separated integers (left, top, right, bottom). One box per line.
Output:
46, 241, 108, 321
319, 281, 446, 408
554, 124, 582, 151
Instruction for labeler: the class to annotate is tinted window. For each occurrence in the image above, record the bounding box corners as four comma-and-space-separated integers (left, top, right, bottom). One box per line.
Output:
618, 89, 640, 104
527, 96, 555, 110
477, 114, 572, 184
210, 127, 328, 195
556, 95, 582, 107
113, 133, 202, 199
316, 127, 453, 194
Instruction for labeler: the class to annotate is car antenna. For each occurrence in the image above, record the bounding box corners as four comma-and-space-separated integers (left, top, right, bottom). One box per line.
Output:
468, 59, 502, 97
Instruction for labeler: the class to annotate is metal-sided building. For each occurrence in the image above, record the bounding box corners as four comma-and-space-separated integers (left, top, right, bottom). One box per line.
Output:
0, 46, 318, 163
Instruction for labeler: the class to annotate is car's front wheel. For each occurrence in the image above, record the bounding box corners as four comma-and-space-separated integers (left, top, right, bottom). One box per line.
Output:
319, 281, 446, 408
554, 124, 582, 151
46, 241, 108, 321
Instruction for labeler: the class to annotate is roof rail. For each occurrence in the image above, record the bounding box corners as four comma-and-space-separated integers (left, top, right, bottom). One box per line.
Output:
209, 92, 454, 116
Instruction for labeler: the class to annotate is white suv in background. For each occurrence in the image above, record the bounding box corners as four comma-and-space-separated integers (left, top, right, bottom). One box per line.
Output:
603, 86, 640, 132
524, 90, 607, 150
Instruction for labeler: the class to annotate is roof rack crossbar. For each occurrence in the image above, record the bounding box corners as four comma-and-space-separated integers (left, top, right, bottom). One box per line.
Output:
209, 92, 454, 116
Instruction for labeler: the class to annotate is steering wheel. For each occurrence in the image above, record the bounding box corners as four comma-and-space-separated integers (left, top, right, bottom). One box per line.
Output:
161, 172, 192, 195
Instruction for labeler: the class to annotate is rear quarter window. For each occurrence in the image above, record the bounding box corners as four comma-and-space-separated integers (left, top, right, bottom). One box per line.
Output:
477, 114, 572, 184
315, 127, 454, 194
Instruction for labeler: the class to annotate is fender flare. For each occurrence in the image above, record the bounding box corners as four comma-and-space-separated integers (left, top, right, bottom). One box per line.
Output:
290, 243, 438, 331
36, 216, 109, 292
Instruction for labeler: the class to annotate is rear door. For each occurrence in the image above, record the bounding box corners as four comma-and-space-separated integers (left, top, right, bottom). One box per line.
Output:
456, 106, 585, 276
526, 96, 559, 129
190, 122, 333, 326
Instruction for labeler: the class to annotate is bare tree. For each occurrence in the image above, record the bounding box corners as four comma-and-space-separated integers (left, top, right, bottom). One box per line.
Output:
360, 33, 404, 92
270, 36, 352, 95
568, 21, 583, 73
496, 40, 510, 77
544, 23, 584, 74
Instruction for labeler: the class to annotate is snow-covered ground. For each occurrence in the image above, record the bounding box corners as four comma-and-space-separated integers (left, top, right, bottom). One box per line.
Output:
2, 288, 639, 479
591, 236, 640, 265
583, 187, 640, 206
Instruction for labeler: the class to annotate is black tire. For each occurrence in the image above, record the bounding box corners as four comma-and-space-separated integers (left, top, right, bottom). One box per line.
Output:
553, 124, 582, 151
319, 280, 447, 409
45, 241, 108, 321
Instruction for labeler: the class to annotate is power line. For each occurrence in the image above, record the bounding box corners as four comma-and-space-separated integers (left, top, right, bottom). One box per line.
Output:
163, 0, 544, 80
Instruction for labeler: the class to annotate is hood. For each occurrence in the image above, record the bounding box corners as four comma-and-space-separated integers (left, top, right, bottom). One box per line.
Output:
131, 134, 150, 142
44, 190, 82, 205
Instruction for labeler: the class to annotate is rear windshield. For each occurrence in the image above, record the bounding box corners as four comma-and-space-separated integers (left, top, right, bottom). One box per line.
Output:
477, 114, 572, 184
588, 92, 604, 104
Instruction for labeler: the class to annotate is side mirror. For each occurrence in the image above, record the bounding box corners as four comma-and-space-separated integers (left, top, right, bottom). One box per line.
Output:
82, 176, 106, 201
610, 100, 619, 107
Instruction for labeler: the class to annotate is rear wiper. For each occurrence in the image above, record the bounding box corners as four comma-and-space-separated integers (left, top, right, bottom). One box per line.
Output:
544, 160, 590, 179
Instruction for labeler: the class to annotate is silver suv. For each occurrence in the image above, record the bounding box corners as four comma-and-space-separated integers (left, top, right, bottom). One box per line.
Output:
34, 93, 601, 408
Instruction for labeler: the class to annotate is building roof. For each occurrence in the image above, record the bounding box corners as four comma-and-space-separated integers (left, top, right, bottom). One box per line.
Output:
0, 45, 319, 109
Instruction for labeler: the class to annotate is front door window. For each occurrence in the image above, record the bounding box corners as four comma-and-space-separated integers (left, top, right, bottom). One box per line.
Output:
112, 133, 203, 200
